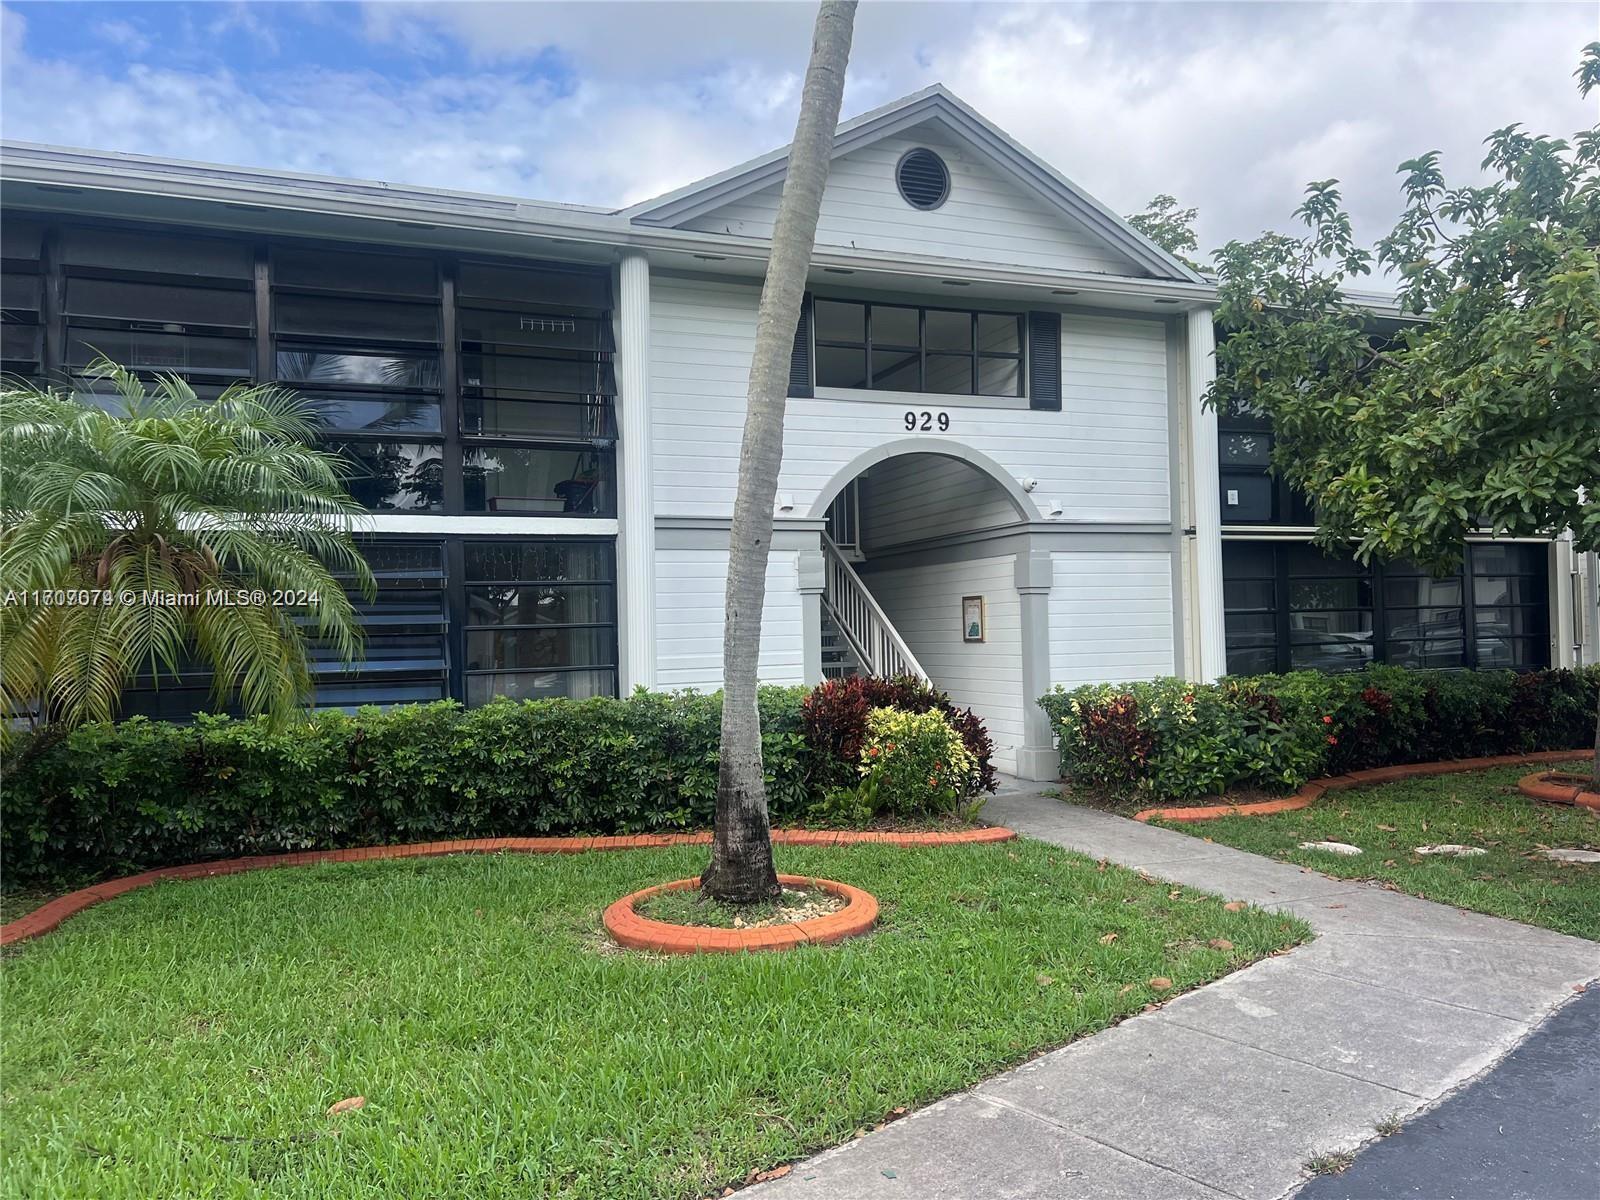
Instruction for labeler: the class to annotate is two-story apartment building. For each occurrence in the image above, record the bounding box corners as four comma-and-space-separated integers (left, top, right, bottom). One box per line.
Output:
3, 86, 1595, 780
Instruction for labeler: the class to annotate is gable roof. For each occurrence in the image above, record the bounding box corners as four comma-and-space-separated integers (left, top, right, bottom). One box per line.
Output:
624, 84, 1205, 284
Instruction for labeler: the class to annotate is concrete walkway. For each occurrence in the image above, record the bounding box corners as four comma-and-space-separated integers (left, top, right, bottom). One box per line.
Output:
752, 782, 1600, 1200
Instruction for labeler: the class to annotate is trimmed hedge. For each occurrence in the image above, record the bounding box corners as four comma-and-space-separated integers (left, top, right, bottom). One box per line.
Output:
1040, 665, 1600, 802
0, 688, 818, 886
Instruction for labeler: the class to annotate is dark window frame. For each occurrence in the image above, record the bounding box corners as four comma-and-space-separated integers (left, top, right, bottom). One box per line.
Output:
12, 213, 617, 520
812, 297, 1025, 398
458, 536, 619, 701
1222, 540, 1551, 675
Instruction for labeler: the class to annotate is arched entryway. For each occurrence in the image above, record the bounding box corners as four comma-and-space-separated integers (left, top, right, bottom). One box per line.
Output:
807, 444, 1039, 778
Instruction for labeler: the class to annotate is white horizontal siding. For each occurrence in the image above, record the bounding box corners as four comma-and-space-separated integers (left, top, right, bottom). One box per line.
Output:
684, 129, 1142, 277
651, 275, 1172, 525
862, 454, 1019, 551
654, 548, 804, 691
1049, 551, 1176, 687
864, 556, 1023, 774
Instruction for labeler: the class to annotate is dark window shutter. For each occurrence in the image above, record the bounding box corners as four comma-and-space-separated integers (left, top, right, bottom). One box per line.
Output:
788, 293, 814, 398
1027, 311, 1061, 410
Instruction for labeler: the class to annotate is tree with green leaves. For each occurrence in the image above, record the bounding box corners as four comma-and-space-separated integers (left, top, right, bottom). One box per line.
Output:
1208, 43, 1600, 781
1126, 193, 1202, 269
0, 359, 374, 734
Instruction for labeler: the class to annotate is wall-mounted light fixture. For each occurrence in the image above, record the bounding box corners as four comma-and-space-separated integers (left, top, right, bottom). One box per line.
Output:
776, 493, 795, 513
1048, 498, 1065, 517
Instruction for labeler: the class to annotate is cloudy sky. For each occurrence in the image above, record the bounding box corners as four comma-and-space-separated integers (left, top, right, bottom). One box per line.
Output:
2, 1, 1595, 258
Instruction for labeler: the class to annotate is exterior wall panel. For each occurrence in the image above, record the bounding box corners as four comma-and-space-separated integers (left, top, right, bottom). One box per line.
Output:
864, 556, 1024, 774
654, 548, 805, 690
683, 130, 1143, 277
1048, 551, 1177, 687
650, 275, 1171, 524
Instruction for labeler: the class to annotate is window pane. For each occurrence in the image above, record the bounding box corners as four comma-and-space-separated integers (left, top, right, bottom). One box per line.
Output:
353, 540, 445, 579
1386, 607, 1465, 639
1473, 577, 1540, 606
1285, 545, 1367, 576
813, 299, 864, 344
1220, 432, 1272, 466
1471, 544, 1546, 575
1387, 638, 1466, 670
274, 248, 437, 296
458, 308, 613, 353
925, 310, 971, 352
816, 344, 868, 388
871, 348, 920, 391
461, 352, 615, 397
1, 219, 42, 260
1220, 473, 1273, 522
463, 446, 615, 515
2, 272, 42, 313
1476, 637, 1545, 670
977, 314, 1021, 355
871, 305, 918, 347
1223, 542, 1276, 576
924, 353, 973, 394
464, 542, 612, 582
1290, 612, 1373, 638
457, 263, 610, 309
1290, 578, 1372, 611
63, 227, 252, 277
1289, 637, 1373, 672
1224, 578, 1274, 610
977, 356, 1020, 396
1475, 606, 1545, 638
465, 669, 616, 704
466, 628, 613, 670
301, 393, 442, 434
275, 295, 439, 343
1226, 644, 1278, 676
66, 278, 253, 329
277, 348, 441, 390
462, 395, 611, 439
328, 441, 445, 511
68, 329, 252, 375
2, 323, 42, 366
1384, 575, 1462, 607
466, 585, 616, 626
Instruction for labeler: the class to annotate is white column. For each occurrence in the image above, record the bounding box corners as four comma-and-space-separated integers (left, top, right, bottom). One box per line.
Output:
1186, 307, 1227, 681
617, 250, 655, 690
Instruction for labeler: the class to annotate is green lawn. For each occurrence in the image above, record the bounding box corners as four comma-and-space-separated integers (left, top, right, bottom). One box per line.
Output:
1, 841, 1305, 1200
1153, 760, 1600, 939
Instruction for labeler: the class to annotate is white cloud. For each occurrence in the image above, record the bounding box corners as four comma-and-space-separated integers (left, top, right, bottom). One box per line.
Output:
3, 0, 1594, 258
91, 18, 150, 55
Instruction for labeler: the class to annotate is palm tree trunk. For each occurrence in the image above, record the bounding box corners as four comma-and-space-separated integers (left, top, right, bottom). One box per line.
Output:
702, 1, 858, 903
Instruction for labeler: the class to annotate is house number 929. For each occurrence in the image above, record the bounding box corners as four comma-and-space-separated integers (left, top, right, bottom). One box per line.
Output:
904, 411, 951, 432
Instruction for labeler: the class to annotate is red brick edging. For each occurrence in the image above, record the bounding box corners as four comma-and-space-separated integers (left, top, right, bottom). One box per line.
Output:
603, 875, 879, 954
1517, 769, 1600, 810
1132, 749, 1597, 824
0, 826, 1015, 948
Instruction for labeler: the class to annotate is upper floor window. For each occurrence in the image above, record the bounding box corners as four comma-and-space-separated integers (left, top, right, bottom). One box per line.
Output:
812, 298, 1023, 397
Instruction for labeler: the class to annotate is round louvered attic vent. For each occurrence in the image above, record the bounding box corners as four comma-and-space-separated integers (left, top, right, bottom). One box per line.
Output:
896, 148, 950, 210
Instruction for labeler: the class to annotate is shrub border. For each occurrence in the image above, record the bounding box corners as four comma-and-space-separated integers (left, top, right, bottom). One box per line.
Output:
1133, 750, 1596, 823
603, 875, 878, 954
0, 826, 1015, 948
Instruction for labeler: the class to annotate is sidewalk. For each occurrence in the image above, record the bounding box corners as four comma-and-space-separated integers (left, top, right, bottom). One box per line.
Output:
752, 782, 1600, 1200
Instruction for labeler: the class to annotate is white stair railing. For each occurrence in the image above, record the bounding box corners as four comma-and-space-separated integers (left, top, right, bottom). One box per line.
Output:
820, 534, 929, 682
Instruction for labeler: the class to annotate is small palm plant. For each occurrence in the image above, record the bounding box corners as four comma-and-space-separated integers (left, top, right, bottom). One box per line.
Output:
0, 358, 375, 733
